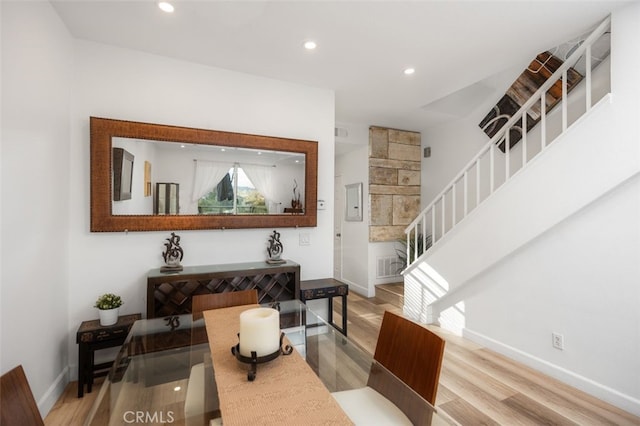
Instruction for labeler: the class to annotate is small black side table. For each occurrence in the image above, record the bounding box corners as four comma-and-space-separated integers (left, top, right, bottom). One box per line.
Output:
76, 313, 141, 397
300, 279, 348, 336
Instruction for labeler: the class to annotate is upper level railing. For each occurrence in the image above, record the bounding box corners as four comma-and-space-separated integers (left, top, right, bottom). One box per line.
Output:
404, 16, 611, 267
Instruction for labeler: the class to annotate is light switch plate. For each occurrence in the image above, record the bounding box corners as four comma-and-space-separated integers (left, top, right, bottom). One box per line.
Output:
299, 233, 311, 246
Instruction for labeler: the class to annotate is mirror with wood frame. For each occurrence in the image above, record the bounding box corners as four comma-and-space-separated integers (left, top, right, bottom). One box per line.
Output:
90, 117, 318, 232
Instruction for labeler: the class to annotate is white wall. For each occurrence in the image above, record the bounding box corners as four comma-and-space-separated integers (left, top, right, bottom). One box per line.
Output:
465, 173, 640, 414
335, 144, 369, 295
335, 122, 370, 295
1, 1, 73, 416
66, 40, 335, 377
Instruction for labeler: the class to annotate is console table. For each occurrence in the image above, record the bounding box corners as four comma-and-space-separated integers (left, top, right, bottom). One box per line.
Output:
146, 260, 300, 318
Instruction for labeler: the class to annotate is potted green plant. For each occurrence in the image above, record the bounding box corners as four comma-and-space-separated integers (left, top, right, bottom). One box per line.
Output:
94, 293, 123, 326
393, 234, 433, 273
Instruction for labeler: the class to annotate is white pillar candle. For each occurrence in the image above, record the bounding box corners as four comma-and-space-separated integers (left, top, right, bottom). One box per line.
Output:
239, 308, 280, 357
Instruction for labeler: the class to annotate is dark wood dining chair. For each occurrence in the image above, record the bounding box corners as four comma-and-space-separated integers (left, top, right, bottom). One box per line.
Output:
1, 365, 44, 426
332, 311, 446, 425
371, 310, 446, 406
192, 290, 259, 319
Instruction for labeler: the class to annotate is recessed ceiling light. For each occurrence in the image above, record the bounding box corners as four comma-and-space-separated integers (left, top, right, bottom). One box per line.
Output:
404, 68, 416, 75
173, 386, 181, 392
304, 41, 317, 50
180, 144, 185, 148
158, 2, 174, 13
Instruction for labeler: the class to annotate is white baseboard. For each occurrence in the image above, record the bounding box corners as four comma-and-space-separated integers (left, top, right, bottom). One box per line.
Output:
337, 278, 371, 298
69, 363, 78, 381
38, 366, 69, 418
463, 328, 640, 416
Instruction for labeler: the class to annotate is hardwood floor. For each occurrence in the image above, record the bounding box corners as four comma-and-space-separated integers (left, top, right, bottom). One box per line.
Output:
45, 376, 104, 425
338, 291, 640, 426
45, 291, 640, 425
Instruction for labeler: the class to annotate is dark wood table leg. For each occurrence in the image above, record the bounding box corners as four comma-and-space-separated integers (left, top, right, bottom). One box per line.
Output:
328, 297, 334, 325
341, 294, 348, 336
78, 343, 87, 397
87, 348, 95, 393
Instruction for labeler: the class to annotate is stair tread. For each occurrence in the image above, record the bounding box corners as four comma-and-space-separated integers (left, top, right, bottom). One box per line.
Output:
374, 283, 404, 308
376, 282, 404, 296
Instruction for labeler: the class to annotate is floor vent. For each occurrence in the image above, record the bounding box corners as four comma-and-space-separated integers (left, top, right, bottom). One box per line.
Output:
377, 256, 399, 278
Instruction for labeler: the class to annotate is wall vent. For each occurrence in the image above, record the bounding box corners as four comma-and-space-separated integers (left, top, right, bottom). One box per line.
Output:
377, 255, 399, 278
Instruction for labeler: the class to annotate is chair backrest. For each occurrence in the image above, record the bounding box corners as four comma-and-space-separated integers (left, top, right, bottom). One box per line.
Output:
1, 365, 44, 426
192, 290, 259, 317
370, 311, 445, 406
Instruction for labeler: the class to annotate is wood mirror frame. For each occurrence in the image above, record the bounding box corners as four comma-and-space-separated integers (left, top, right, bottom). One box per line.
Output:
90, 117, 318, 232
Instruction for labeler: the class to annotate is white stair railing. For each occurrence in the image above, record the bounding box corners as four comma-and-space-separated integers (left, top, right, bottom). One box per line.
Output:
404, 16, 611, 267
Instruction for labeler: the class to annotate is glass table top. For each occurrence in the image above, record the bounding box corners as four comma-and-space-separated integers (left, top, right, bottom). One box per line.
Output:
85, 300, 454, 425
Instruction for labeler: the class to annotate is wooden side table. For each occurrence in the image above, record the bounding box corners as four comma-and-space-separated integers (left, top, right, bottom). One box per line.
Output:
300, 279, 348, 336
76, 313, 141, 397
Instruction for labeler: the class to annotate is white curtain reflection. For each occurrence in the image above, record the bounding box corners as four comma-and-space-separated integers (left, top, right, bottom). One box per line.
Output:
192, 160, 234, 202
242, 164, 276, 213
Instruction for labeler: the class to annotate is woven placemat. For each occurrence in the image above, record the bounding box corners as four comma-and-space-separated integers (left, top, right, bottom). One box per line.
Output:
204, 305, 353, 425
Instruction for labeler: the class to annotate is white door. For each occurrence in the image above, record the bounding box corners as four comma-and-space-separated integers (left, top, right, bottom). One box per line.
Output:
333, 175, 343, 279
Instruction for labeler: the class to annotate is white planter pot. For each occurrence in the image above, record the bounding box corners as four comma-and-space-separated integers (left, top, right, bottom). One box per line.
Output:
99, 307, 119, 326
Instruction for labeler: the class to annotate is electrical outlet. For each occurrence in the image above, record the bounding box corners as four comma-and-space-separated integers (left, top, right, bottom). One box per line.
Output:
552, 332, 564, 350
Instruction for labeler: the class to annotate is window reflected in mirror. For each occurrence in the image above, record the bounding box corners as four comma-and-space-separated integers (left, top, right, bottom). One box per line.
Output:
111, 137, 305, 216
198, 166, 269, 215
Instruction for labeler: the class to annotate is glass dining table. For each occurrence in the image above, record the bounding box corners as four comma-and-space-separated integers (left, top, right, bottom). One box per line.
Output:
84, 300, 455, 425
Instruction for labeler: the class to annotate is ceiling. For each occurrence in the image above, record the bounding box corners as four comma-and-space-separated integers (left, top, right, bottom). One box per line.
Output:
51, 0, 627, 133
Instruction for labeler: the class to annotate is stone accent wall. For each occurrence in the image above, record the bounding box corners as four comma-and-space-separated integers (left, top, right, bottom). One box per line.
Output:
369, 126, 421, 242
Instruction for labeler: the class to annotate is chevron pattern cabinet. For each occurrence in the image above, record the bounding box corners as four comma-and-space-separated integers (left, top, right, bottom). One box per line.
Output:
146, 260, 300, 318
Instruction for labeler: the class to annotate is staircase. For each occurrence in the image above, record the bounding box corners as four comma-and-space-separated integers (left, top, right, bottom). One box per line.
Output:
374, 282, 404, 308
402, 17, 613, 329
396, 7, 640, 416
